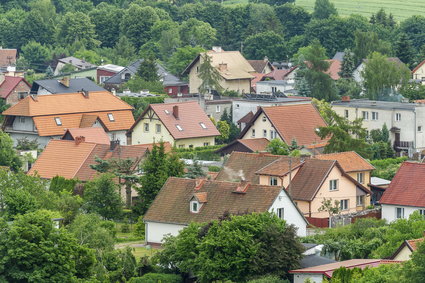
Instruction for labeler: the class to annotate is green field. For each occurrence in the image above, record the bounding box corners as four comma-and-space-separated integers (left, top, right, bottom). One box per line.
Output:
223, 0, 425, 21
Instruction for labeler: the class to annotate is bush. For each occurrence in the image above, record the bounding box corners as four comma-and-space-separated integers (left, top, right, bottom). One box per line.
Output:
208, 165, 221, 172
121, 223, 130, 233
174, 145, 224, 161
129, 273, 182, 283
134, 216, 145, 238
248, 275, 289, 283
49, 176, 78, 195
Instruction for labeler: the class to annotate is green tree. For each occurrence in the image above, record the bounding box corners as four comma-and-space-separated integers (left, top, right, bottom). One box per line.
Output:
57, 11, 100, 49
339, 48, 355, 79
403, 241, 425, 283
83, 173, 123, 220
362, 52, 411, 100
216, 120, 230, 145
198, 53, 223, 95
0, 210, 96, 282
335, 78, 362, 98
21, 41, 50, 72
137, 57, 159, 82
266, 138, 290, 155
318, 198, 341, 218
136, 142, 184, 214
400, 15, 425, 50
395, 33, 415, 67
167, 45, 205, 75
112, 36, 137, 66
185, 159, 206, 179
243, 31, 286, 61
74, 49, 102, 65
179, 18, 217, 48
313, 0, 337, 19
353, 31, 392, 64
0, 130, 22, 172
89, 3, 123, 48
275, 4, 311, 37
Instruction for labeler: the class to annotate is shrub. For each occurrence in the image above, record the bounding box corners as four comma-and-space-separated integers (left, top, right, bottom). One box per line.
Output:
134, 216, 145, 238
129, 273, 182, 283
121, 223, 130, 233
248, 275, 289, 283
208, 165, 221, 172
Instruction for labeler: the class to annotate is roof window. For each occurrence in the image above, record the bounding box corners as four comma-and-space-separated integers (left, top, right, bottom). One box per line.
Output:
190, 200, 200, 213
107, 113, 115, 122
200, 122, 207, 129
54, 117, 62, 126
176, 125, 183, 131
164, 110, 170, 114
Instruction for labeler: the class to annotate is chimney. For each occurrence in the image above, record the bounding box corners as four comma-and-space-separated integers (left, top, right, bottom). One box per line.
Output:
342, 96, 350, 102
60, 76, 70, 88
75, 136, 85, 145
173, 105, 179, 119
0, 73, 5, 85
218, 63, 228, 72
212, 46, 222, 53
81, 89, 89, 98
234, 180, 250, 194
195, 179, 206, 191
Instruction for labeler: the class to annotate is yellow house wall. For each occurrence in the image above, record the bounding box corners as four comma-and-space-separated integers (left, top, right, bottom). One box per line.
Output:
258, 167, 301, 187
347, 170, 372, 208
393, 246, 413, 261
241, 113, 279, 141
413, 64, 425, 80
131, 112, 216, 148
296, 201, 310, 217
309, 166, 368, 218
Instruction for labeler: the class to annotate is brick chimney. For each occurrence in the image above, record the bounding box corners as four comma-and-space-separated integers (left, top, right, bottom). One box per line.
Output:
173, 105, 179, 119
75, 136, 85, 145
60, 76, 70, 88
234, 180, 250, 194
194, 179, 206, 191
218, 63, 228, 72
342, 96, 350, 102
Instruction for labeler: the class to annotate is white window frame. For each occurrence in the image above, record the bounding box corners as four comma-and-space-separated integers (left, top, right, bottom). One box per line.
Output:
329, 179, 338, 191
419, 209, 425, 216
107, 113, 115, 122
395, 113, 401, 121
144, 123, 149, 132
396, 207, 405, 219
357, 172, 364, 184
270, 177, 278, 186
19, 116, 25, 123
340, 199, 349, 210
372, 112, 378, 120
156, 124, 161, 134
216, 105, 221, 113
54, 117, 62, 126
362, 111, 369, 120
356, 195, 364, 206
190, 200, 200, 213
277, 208, 284, 219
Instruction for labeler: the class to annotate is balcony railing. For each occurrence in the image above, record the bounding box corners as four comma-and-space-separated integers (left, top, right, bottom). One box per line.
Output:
394, 141, 413, 149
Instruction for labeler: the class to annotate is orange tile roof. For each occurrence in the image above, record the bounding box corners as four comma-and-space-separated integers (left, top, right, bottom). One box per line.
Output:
407, 238, 424, 251
315, 151, 375, 172
63, 128, 110, 145
2, 91, 133, 117
130, 101, 219, 140
325, 59, 341, 80
79, 114, 98, 128
244, 104, 328, 147
32, 110, 134, 136
28, 140, 150, 181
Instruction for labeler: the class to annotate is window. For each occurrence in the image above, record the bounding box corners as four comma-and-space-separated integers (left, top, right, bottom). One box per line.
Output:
54, 117, 62, 126
19, 117, 25, 123
107, 113, 115, 122
419, 126, 422, 132
176, 125, 183, 131
344, 110, 349, 119
277, 208, 284, 219
356, 195, 364, 206
144, 123, 149, 132
329, 179, 338, 191
362, 111, 369, 120
262, 116, 267, 122
263, 129, 267, 138
236, 104, 240, 109
251, 129, 255, 137
178, 144, 185, 148
111, 133, 116, 140
99, 76, 111, 83
357, 172, 364, 184
196, 66, 199, 73
270, 130, 274, 139
156, 124, 161, 133
396, 207, 405, 219
18, 92, 27, 100
124, 73, 131, 81
168, 88, 172, 94
216, 105, 221, 113
189, 144, 193, 149
203, 142, 209, 146
419, 209, 425, 216
270, 177, 278, 186
190, 201, 199, 213
164, 109, 170, 115
372, 112, 378, 120
340, 199, 349, 210
395, 113, 401, 121
271, 86, 277, 93
200, 122, 207, 129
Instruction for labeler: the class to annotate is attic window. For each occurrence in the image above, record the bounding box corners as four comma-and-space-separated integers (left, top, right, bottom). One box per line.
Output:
176, 124, 183, 131
200, 122, 207, 129
107, 113, 115, 122
164, 109, 170, 115
190, 200, 200, 213
54, 117, 62, 126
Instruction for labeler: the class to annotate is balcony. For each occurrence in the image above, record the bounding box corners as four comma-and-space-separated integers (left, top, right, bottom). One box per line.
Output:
394, 141, 413, 149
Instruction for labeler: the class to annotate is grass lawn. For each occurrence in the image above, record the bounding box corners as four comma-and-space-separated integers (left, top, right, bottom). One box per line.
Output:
223, 0, 425, 21
132, 246, 158, 259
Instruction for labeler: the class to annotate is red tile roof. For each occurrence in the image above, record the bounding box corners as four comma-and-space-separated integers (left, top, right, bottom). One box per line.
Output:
250, 73, 266, 90
412, 59, 425, 74
0, 76, 30, 99
315, 151, 375, 172
0, 49, 17, 67
325, 59, 342, 80
62, 128, 110, 145
256, 156, 303, 176
264, 67, 297, 80
407, 238, 424, 251
237, 111, 254, 124
129, 101, 220, 140
380, 162, 425, 207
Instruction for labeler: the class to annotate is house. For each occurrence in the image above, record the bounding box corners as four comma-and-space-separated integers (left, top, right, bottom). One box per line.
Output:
0, 47, 17, 71
143, 177, 309, 244
97, 64, 125, 84
390, 233, 424, 261
215, 138, 270, 156
0, 74, 31, 105
263, 66, 297, 81
2, 91, 135, 147
380, 162, 425, 222
315, 151, 375, 190
232, 95, 311, 125
54, 56, 97, 75
300, 244, 336, 269
239, 103, 328, 152
127, 101, 220, 148
353, 57, 405, 85
370, 177, 391, 204
237, 111, 254, 130
247, 58, 274, 74
412, 59, 425, 83
289, 259, 401, 283
30, 77, 105, 95
256, 80, 295, 95
103, 59, 189, 97
182, 47, 255, 95
332, 98, 425, 156
62, 127, 110, 145
215, 152, 371, 219
50, 67, 98, 82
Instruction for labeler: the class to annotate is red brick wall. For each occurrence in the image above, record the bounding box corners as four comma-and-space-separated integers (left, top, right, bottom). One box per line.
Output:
97, 69, 116, 83
5, 81, 31, 105
164, 85, 189, 97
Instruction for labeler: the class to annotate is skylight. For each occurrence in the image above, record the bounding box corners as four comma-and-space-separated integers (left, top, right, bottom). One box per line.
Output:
54, 117, 62, 126
200, 122, 207, 129
164, 110, 170, 114
176, 125, 183, 131
107, 113, 115, 122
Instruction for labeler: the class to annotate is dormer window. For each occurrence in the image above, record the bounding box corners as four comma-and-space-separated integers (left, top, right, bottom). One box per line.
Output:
107, 113, 115, 122
200, 122, 207, 129
176, 124, 183, 131
190, 200, 199, 213
54, 117, 62, 126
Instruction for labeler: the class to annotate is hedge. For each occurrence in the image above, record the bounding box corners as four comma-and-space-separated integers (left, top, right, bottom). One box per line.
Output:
129, 273, 182, 283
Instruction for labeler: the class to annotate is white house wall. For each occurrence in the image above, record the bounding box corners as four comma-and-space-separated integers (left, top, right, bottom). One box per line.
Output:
293, 273, 323, 283
145, 222, 187, 244
269, 190, 308, 237
381, 204, 425, 223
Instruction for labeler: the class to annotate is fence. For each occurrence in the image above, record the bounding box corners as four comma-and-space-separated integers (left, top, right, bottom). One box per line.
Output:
330, 208, 382, 228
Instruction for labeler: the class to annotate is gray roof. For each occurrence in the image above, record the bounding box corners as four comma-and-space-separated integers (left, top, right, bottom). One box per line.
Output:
58, 56, 97, 69
31, 78, 105, 94
371, 177, 391, 186
333, 52, 345, 61
104, 59, 187, 87
332, 99, 423, 111
300, 254, 336, 269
